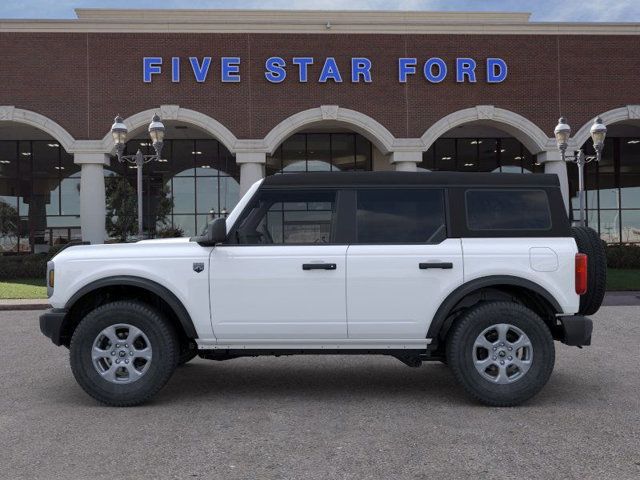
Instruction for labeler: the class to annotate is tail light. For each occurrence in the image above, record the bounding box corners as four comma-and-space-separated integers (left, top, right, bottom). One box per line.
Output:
575, 253, 588, 295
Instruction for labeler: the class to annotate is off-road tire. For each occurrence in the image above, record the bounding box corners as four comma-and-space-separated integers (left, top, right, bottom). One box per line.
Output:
70, 300, 179, 407
446, 301, 555, 407
572, 226, 607, 315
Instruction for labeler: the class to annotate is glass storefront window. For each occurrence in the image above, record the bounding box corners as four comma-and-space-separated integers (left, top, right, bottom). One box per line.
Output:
111, 138, 239, 240
266, 133, 373, 174
0, 140, 80, 253
435, 139, 456, 170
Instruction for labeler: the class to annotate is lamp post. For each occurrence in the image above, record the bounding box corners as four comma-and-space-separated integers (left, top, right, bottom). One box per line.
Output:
553, 116, 607, 227
111, 114, 165, 238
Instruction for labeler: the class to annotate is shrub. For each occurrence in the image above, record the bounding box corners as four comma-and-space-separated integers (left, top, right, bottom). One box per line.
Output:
606, 244, 640, 269
0, 254, 48, 280
0, 243, 80, 280
156, 226, 185, 238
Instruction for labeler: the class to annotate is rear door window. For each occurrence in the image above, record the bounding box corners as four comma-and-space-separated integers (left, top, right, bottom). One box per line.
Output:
356, 189, 446, 243
465, 189, 551, 231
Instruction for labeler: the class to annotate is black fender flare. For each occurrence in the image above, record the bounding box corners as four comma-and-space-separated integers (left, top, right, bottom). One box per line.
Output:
427, 275, 562, 341
65, 275, 198, 339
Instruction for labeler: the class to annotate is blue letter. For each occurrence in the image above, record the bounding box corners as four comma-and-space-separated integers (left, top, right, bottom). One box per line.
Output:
143, 57, 162, 83
398, 58, 416, 83
456, 58, 477, 83
319, 57, 342, 83
265, 57, 286, 83
424, 57, 447, 83
171, 57, 180, 83
351, 58, 372, 83
221, 57, 241, 82
189, 57, 211, 83
487, 58, 508, 83
292, 57, 314, 82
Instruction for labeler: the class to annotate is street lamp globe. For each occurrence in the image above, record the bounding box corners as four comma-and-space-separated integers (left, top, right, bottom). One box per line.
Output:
110, 115, 128, 147
148, 113, 165, 147
554, 117, 571, 154
590, 116, 607, 153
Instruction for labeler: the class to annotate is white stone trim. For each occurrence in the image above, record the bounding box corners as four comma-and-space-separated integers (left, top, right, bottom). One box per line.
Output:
264, 106, 396, 155
0, 106, 76, 152
99, 105, 239, 154
421, 105, 552, 154
570, 105, 640, 149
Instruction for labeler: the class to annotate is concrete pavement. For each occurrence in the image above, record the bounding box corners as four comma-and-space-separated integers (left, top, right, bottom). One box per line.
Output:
0, 307, 639, 479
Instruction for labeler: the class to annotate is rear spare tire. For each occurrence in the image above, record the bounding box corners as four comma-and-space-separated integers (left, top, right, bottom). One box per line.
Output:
572, 226, 607, 315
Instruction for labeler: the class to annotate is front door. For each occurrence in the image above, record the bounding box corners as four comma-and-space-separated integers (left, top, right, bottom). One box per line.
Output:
210, 188, 348, 340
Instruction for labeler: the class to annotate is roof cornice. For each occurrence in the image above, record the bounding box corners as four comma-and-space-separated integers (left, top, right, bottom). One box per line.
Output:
0, 9, 638, 35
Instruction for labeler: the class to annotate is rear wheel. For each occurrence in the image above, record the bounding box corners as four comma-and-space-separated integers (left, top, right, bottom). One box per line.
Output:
70, 300, 179, 407
446, 301, 555, 407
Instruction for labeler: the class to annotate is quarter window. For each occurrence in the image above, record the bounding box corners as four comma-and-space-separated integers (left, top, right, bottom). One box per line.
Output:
466, 189, 551, 230
356, 189, 446, 243
236, 189, 336, 244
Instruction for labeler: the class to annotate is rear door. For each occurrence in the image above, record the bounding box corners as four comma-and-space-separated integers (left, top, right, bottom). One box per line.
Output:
346, 188, 463, 339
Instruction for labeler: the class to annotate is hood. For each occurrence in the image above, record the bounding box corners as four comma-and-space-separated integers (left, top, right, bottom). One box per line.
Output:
51, 237, 205, 263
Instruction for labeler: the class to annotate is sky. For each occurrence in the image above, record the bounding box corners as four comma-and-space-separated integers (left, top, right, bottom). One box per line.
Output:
0, 0, 639, 22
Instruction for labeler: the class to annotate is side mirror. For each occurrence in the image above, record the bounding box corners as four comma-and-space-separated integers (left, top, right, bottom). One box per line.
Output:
193, 217, 227, 246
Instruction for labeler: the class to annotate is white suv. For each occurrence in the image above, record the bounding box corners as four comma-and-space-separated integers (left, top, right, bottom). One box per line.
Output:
40, 172, 606, 407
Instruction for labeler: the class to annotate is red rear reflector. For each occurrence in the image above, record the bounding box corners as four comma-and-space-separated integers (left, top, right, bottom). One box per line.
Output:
575, 253, 588, 295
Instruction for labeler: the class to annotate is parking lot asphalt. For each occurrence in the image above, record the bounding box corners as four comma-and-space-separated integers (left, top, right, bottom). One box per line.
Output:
0, 308, 639, 480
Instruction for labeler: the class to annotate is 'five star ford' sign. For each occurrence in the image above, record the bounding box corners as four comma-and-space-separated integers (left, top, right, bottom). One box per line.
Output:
143, 56, 508, 84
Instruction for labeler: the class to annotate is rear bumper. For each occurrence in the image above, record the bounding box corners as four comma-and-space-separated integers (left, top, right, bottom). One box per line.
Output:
39, 308, 68, 346
557, 315, 593, 347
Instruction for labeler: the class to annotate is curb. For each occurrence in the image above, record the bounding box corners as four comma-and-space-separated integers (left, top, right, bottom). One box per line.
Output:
0, 301, 50, 311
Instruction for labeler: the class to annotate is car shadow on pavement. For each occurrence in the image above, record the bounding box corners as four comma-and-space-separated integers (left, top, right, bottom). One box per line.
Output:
49, 357, 597, 408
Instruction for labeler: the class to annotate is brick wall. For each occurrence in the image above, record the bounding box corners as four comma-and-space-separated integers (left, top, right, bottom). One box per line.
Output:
0, 32, 638, 141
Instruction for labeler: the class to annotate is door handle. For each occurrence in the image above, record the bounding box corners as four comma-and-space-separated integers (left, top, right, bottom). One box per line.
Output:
419, 262, 453, 270
302, 263, 337, 271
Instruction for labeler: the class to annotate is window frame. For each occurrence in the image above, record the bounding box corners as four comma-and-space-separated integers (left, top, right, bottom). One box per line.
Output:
226, 186, 348, 246
352, 187, 449, 245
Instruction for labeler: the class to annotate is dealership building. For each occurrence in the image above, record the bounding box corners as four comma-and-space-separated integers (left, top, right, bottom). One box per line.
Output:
1, 8, 639, 252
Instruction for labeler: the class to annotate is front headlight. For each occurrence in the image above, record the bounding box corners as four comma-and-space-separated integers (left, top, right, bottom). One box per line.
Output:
47, 261, 54, 298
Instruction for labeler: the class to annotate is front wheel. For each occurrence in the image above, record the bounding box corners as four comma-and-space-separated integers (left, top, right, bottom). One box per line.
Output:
446, 301, 555, 407
70, 300, 179, 407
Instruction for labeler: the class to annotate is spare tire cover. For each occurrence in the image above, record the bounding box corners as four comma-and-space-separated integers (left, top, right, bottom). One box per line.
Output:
571, 226, 607, 315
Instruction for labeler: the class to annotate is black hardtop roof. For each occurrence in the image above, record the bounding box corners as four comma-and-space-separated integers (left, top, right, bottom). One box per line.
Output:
262, 171, 560, 188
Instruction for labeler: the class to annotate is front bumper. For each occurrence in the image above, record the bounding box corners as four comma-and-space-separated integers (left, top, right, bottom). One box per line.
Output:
39, 308, 68, 346
557, 315, 593, 347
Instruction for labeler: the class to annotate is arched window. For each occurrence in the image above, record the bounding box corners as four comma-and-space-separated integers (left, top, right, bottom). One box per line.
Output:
110, 138, 239, 238
0, 139, 79, 253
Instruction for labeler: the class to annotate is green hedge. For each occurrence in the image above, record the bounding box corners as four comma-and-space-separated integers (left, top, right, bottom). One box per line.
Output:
606, 245, 640, 270
0, 245, 65, 281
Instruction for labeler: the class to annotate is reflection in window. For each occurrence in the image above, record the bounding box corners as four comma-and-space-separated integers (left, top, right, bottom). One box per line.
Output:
356, 189, 446, 243
267, 133, 372, 175
237, 190, 336, 245
0, 140, 80, 253
419, 138, 536, 173
567, 136, 640, 243
112, 139, 239, 238
466, 190, 551, 231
